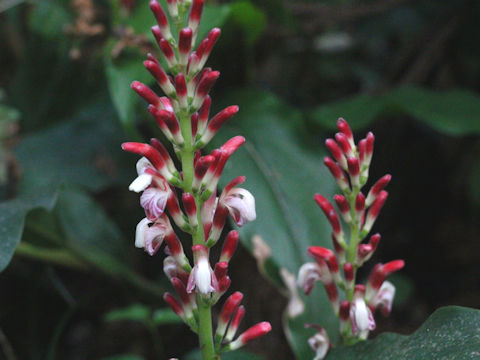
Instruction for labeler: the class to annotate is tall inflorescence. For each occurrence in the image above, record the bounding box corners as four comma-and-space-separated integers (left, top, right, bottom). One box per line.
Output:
121, 1, 271, 359
297, 118, 405, 359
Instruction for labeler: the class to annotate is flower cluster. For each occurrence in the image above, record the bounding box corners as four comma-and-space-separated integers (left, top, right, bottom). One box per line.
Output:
121, 0, 270, 357
297, 118, 405, 358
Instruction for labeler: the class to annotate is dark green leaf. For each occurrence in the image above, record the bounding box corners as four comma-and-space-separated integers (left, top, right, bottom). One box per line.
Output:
102, 355, 144, 360
196, 4, 233, 46
327, 306, 480, 360
55, 186, 128, 267
104, 43, 151, 139
0, 183, 59, 271
212, 89, 339, 354
104, 304, 151, 323
14, 103, 119, 192
185, 349, 265, 360
230, 1, 266, 46
310, 86, 480, 136
152, 308, 183, 325
28, 0, 71, 40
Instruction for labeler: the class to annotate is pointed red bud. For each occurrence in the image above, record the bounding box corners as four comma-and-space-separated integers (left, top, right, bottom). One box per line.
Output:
308, 246, 339, 273
347, 157, 360, 176
179, 27, 193, 55
325, 139, 347, 169
335, 132, 353, 157
131, 81, 159, 106
366, 175, 391, 206
214, 261, 228, 280
122, 142, 165, 171
182, 193, 197, 226
337, 118, 354, 145
219, 292, 243, 324
193, 70, 220, 109
323, 157, 350, 192
189, 0, 204, 23
343, 263, 354, 282
366, 132, 375, 156
163, 292, 184, 318
339, 300, 350, 321
231, 322, 271, 350
355, 192, 365, 212
220, 230, 239, 262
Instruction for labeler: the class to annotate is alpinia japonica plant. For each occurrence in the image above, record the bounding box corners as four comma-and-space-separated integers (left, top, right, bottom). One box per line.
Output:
122, 1, 271, 358
297, 118, 405, 359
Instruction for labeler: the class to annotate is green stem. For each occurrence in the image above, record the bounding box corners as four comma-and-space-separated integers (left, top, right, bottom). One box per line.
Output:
179, 108, 217, 360
197, 299, 217, 360
15, 242, 88, 270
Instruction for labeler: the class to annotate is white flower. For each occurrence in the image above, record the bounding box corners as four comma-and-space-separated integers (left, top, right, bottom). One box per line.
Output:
129, 173, 153, 192
195, 257, 213, 294
307, 327, 330, 360
187, 245, 218, 296
370, 281, 395, 316
135, 218, 167, 255
280, 268, 304, 318
297, 262, 332, 295
350, 296, 376, 338
136, 157, 154, 175
140, 187, 170, 221
129, 157, 155, 193
221, 188, 256, 226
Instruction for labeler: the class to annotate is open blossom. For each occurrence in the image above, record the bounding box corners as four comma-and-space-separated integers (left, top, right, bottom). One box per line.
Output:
297, 262, 332, 295
187, 245, 218, 295
221, 187, 256, 226
135, 217, 167, 255
370, 281, 396, 316
307, 326, 330, 360
128, 157, 154, 192
350, 293, 376, 338
140, 185, 170, 221
128, 157, 171, 221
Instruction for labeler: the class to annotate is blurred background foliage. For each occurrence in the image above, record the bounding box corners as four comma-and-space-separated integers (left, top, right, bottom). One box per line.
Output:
0, 0, 479, 359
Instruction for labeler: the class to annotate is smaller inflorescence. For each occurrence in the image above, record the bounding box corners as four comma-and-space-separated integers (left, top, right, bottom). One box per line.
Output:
121, 0, 270, 357
297, 118, 405, 359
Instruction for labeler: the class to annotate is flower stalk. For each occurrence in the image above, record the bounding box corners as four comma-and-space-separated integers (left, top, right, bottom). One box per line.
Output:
121, 1, 270, 358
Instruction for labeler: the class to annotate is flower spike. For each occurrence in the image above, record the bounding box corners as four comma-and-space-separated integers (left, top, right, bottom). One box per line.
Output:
298, 117, 404, 352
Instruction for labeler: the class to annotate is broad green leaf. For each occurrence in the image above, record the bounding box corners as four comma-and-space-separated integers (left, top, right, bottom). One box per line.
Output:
152, 308, 183, 325
102, 356, 144, 360
196, 4, 233, 46
104, 42, 151, 140
14, 102, 119, 192
28, 0, 71, 40
185, 349, 265, 360
55, 186, 129, 270
0, 183, 59, 271
327, 306, 480, 360
212, 90, 339, 354
310, 86, 480, 136
104, 304, 151, 323
0, 101, 123, 271
230, 1, 266, 46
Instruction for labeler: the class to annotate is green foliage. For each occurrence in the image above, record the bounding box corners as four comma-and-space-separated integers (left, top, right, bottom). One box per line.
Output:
230, 1, 266, 46
0, 183, 59, 271
310, 86, 480, 135
185, 349, 265, 360
102, 356, 145, 360
327, 306, 480, 360
104, 46, 150, 140
28, 0, 72, 40
105, 303, 182, 325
